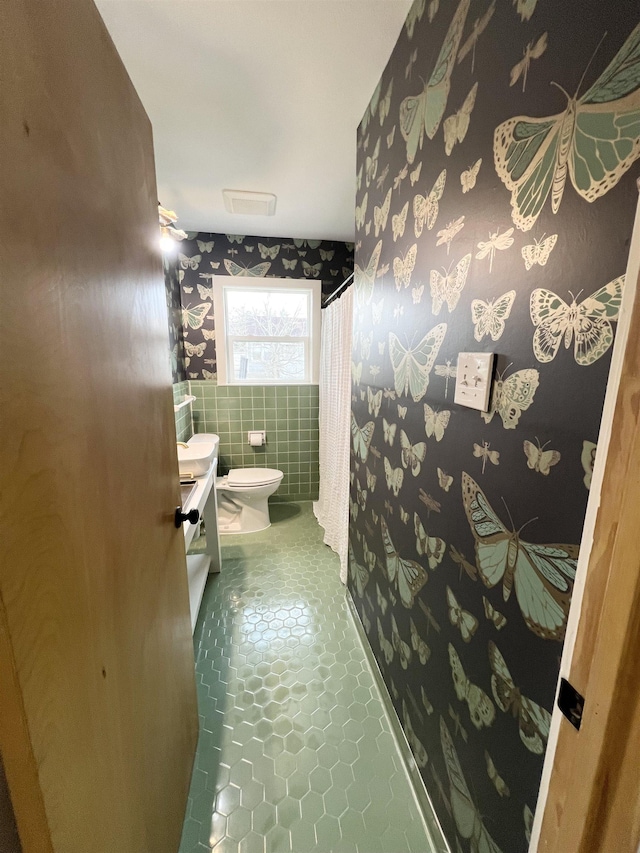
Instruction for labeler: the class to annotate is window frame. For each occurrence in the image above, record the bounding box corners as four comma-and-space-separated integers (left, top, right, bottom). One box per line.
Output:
212, 275, 321, 386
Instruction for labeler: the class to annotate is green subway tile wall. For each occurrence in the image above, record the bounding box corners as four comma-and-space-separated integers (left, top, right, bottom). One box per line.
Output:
173, 381, 194, 443
190, 381, 319, 502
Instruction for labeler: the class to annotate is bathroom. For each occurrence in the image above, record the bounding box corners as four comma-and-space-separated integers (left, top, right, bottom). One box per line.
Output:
2, 2, 640, 853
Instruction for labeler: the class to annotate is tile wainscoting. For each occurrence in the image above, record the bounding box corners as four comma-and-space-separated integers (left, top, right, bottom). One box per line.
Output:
173, 380, 194, 443
184, 381, 319, 502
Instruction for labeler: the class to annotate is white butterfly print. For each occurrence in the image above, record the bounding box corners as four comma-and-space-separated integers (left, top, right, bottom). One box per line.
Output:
282, 257, 298, 271
381, 517, 428, 608
348, 542, 370, 598
367, 386, 382, 417
384, 457, 404, 496
521, 233, 557, 269
489, 641, 551, 754
391, 615, 411, 669
524, 805, 534, 844
473, 441, 500, 474
356, 164, 363, 192
224, 259, 271, 277
397, 404, 407, 419
413, 169, 446, 237
226, 234, 244, 244
514, 0, 538, 22
372, 298, 384, 325
202, 369, 215, 380
376, 583, 388, 615
365, 137, 380, 187
378, 618, 393, 666
485, 751, 510, 798
360, 331, 372, 360
378, 79, 393, 126
202, 329, 215, 342
437, 467, 453, 492
443, 82, 478, 156
354, 240, 382, 307
302, 261, 322, 278
471, 290, 516, 342
197, 283, 213, 301
351, 413, 375, 462
483, 596, 507, 630
530, 276, 624, 365
355, 193, 368, 230
386, 125, 396, 148
209, 261, 220, 269
400, 430, 427, 476
448, 643, 496, 730
389, 324, 447, 401
414, 512, 446, 569
460, 157, 482, 193
351, 361, 362, 385
378, 341, 386, 355
424, 404, 450, 441
374, 188, 392, 237
430, 253, 471, 314
463, 472, 578, 640
184, 340, 206, 358
369, 365, 381, 379
365, 467, 377, 496
319, 248, 334, 262
257, 242, 280, 260
405, 48, 418, 80
403, 702, 428, 768
394, 304, 404, 321
179, 253, 201, 270
181, 303, 210, 330
393, 243, 418, 290
392, 202, 409, 241
446, 586, 479, 642
481, 366, 539, 429
510, 32, 548, 91
183, 286, 193, 294
523, 437, 561, 475
410, 162, 423, 186
476, 227, 514, 273
448, 705, 468, 744
399, 506, 410, 524
196, 240, 214, 253
436, 216, 465, 254
422, 687, 434, 716
356, 481, 368, 512
412, 284, 425, 304
383, 418, 397, 446
581, 440, 596, 490
410, 619, 431, 664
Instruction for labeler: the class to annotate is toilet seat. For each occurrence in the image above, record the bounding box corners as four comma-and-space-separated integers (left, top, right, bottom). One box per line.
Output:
226, 468, 283, 489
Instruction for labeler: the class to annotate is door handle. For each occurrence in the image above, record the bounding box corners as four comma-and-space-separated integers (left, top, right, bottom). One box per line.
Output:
175, 506, 200, 528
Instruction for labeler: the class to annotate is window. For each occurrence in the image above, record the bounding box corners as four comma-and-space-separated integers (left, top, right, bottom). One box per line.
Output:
213, 277, 321, 385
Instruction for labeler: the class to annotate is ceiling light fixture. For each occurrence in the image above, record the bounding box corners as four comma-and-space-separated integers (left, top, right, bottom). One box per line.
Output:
222, 189, 277, 216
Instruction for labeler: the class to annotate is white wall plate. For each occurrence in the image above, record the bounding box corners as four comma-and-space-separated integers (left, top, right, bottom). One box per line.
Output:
454, 352, 495, 412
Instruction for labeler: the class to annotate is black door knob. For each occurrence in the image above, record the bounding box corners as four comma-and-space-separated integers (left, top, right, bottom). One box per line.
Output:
175, 506, 200, 528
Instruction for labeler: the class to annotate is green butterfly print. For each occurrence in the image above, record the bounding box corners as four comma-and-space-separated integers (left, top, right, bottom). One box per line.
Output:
494, 23, 640, 231
400, 0, 470, 164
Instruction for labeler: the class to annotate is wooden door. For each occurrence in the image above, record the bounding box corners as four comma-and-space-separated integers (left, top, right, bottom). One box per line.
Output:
0, 3, 198, 852
535, 199, 640, 850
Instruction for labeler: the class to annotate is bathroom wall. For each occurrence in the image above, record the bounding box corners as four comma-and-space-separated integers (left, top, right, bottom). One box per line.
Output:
190, 381, 319, 501
164, 255, 187, 384
349, 3, 640, 852
175, 231, 353, 381
173, 380, 193, 443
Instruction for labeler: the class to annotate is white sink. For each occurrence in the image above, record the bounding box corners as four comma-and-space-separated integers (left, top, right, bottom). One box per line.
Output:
177, 434, 219, 478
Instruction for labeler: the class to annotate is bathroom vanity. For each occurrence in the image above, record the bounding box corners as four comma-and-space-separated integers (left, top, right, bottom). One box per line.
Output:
179, 437, 222, 633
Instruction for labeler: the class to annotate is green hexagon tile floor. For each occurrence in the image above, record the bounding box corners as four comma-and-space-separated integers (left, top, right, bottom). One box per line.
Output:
179, 502, 437, 853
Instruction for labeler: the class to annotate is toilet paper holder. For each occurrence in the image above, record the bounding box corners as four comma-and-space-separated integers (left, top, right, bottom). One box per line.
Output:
248, 430, 266, 446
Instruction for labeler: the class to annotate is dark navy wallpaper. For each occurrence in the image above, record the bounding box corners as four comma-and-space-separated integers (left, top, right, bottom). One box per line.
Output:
168, 232, 353, 381
349, 2, 640, 850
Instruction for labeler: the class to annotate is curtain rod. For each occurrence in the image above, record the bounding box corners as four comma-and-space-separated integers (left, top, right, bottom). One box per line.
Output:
322, 272, 354, 308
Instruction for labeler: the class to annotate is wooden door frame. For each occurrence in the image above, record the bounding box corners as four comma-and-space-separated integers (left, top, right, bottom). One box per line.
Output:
534, 186, 640, 852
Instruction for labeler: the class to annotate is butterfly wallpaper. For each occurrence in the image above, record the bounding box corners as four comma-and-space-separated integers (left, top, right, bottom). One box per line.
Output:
164, 253, 188, 384
349, 2, 640, 850
166, 232, 353, 382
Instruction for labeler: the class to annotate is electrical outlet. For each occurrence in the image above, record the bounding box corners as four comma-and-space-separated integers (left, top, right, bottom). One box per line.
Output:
454, 352, 494, 412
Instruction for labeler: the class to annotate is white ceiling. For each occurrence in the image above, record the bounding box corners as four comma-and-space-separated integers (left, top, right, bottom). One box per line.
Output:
95, 0, 412, 241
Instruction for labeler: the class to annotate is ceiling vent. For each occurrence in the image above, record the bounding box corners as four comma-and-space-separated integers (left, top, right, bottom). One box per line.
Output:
222, 189, 277, 216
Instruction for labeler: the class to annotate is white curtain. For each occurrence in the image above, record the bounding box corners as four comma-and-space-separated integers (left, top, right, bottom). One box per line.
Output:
314, 285, 354, 583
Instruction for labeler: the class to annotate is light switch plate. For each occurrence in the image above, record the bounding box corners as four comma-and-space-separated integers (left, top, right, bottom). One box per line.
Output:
454, 352, 494, 412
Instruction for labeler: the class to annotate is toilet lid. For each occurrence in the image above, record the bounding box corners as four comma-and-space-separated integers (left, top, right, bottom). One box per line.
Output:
227, 467, 283, 487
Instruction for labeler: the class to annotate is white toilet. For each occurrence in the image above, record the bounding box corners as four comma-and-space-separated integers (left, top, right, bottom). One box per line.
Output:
216, 468, 284, 534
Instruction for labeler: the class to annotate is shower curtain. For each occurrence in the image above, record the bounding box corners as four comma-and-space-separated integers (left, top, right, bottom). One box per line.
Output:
313, 285, 353, 583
